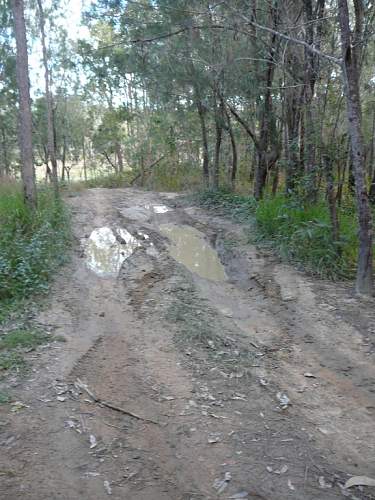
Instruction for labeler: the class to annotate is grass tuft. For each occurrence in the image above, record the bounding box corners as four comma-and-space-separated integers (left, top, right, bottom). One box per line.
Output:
0, 390, 11, 404
0, 328, 50, 351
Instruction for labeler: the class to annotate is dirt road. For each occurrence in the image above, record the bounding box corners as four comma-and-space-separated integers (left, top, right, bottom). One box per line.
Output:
1, 188, 375, 499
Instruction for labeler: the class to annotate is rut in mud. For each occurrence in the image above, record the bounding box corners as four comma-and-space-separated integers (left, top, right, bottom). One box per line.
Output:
1, 188, 375, 500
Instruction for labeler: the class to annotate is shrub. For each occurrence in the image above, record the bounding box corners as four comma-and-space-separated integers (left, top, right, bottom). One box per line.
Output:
195, 189, 364, 280
0, 183, 71, 302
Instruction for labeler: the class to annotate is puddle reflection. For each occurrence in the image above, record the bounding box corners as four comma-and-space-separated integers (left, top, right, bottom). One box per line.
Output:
85, 227, 140, 277
159, 224, 227, 281
144, 204, 171, 214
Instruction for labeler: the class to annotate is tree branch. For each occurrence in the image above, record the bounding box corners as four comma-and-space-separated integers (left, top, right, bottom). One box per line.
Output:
226, 102, 259, 150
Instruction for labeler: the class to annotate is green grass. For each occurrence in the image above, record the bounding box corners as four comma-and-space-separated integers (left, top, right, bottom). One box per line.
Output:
195, 189, 364, 280
83, 172, 132, 189
0, 351, 26, 374
0, 390, 11, 404
0, 182, 71, 303
0, 328, 50, 350
0, 181, 71, 379
0, 327, 65, 378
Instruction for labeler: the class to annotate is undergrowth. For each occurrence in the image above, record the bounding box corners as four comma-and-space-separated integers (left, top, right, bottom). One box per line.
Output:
195, 189, 363, 280
0, 327, 63, 379
0, 183, 71, 303
0, 181, 71, 385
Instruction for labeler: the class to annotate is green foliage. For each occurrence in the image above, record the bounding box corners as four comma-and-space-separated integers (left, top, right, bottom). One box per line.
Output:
82, 171, 132, 188
194, 189, 257, 222
256, 196, 358, 278
0, 352, 25, 374
0, 328, 50, 350
0, 390, 11, 404
0, 182, 71, 301
195, 190, 362, 280
148, 162, 202, 192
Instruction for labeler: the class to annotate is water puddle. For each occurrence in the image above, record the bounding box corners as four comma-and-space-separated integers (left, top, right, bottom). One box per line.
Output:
119, 204, 172, 222
159, 224, 227, 281
85, 227, 140, 277
144, 204, 171, 214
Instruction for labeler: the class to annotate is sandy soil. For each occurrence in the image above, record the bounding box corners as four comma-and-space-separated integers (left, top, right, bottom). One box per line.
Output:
1, 187, 375, 500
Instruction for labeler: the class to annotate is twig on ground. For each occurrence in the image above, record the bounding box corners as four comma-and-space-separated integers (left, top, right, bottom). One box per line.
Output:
75, 378, 159, 425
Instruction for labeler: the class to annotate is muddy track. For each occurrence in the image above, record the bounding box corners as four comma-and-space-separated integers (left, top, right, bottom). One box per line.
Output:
1, 187, 375, 500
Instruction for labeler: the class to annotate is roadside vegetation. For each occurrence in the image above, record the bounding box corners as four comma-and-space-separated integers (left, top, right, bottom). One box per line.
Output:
195, 189, 362, 280
0, 181, 70, 380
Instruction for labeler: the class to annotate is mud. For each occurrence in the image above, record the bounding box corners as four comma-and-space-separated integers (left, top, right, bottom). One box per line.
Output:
159, 223, 227, 281
85, 226, 140, 277
0, 187, 375, 500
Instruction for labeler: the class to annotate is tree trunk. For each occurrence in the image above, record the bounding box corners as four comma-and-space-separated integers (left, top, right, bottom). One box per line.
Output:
338, 0, 373, 295
116, 142, 124, 172
324, 154, 340, 247
83, 138, 87, 182
61, 135, 67, 181
196, 99, 210, 188
226, 113, 237, 190
37, 0, 59, 198
0, 126, 9, 177
11, 0, 37, 210
254, 28, 277, 200
212, 118, 222, 190
369, 108, 375, 203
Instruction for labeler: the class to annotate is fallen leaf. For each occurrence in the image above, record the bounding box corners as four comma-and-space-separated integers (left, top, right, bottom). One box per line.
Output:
10, 401, 29, 412
318, 476, 332, 489
89, 435, 97, 449
304, 372, 316, 378
276, 392, 290, 409
344, 476, 375, 489
288, 479, 295, 491
103, 480, 112, 495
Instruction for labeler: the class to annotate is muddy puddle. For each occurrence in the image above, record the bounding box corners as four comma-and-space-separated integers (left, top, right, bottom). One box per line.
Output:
119, 204, 172, 222
159, 224, 227, 281
85, 227, 140, 277
144, 204, 171, 214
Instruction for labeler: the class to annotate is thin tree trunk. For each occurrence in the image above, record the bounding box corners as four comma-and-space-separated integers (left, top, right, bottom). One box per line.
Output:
37, 0, 59, 198
11, 0, 37, 210
212, 121, 222, 190
369, 108, 375, 203
196, 99, 210, 188
61, 135, 67, 181
226, 112, 237, 190
116, 142, 124, 172
338, 0, 373, 295
83, 138, 87, 182
0, 126, 9, 177
324, 154, 340, 247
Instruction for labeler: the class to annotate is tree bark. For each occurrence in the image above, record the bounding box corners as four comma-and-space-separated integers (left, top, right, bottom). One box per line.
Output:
212, 97, 223, 190
116, 142, 124, 172
338, 0, 373, 295
324, 154, 340, 247
196, 99, 210, 188
37, 0, 59, 198
0, 126, 9, 177
11, 0, 37, 210
83, 138, 87, 182
226, 111, 237, 190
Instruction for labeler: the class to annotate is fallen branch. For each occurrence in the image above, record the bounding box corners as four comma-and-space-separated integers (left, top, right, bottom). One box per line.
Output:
75, 378, 159, 425
130, 155, 166, 185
